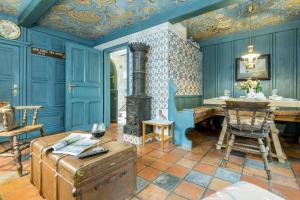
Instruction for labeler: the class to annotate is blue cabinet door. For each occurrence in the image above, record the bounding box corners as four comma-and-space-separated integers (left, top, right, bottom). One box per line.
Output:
65, 43, 103, 131
0, 43, 20, 105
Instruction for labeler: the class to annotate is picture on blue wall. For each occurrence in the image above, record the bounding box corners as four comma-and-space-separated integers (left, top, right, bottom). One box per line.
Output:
236, 54, 270, 81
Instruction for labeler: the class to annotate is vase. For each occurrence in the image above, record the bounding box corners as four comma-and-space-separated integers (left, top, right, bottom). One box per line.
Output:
246, 88, 255, 98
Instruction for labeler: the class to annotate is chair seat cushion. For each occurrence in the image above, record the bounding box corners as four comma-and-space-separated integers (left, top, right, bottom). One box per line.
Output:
0, 104, 18, 132
194, 106, 215, 123
229, 118, 270, 129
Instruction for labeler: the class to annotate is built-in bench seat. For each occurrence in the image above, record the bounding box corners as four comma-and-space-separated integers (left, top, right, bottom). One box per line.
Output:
273, 110, 300, 122
168, 80, 300, 149
194, 106, 216, 123
168, 80, 218, 149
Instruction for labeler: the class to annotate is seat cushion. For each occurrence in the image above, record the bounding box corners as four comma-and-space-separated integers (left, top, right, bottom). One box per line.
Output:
273, 110, 300, 122
228, 118, 270, 131
194, 106, 215, 123
0, 104, 18, 132
203, 181, 284, 200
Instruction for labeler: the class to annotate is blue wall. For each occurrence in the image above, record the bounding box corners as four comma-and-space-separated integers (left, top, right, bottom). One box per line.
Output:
0, 26, 92, 136
201, 20, 300, 100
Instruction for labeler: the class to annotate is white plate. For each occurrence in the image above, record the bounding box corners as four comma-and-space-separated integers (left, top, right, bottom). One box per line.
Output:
218, 96, 229, 100
0, 20, 20, 40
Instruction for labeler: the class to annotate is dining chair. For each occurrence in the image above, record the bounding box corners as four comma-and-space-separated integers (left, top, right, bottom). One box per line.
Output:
221, 100, 273, 180
0, 103, 45, 176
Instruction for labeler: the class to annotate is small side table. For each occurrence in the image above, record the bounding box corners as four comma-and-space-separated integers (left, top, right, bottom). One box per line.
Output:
142, 120, 174, 149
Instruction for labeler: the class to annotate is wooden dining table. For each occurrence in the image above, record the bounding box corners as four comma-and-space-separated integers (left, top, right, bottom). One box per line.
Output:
204, 98, 300, 163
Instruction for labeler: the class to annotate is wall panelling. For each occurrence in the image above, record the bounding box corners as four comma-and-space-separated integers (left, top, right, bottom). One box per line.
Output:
201, 23, 300, 136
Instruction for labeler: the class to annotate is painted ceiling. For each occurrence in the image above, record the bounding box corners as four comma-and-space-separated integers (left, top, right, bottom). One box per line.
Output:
181, 0, 300, 41
0, 0, 300, 42
37, 0, 188, 39
0, 0, 31, 16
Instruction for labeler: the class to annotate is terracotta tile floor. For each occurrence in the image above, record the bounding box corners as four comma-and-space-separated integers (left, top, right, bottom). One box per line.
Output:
1, 124, 300, 200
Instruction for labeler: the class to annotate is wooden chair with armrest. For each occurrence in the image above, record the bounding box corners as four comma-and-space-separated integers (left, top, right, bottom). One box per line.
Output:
222, 100, 273, 180
0, 103, 45, 176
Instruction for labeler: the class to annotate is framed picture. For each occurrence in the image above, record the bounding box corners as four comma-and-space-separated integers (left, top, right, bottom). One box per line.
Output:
236, 54, 270, 81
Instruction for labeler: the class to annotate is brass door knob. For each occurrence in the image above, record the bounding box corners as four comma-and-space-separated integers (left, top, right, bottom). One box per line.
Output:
67, 84, 76, 93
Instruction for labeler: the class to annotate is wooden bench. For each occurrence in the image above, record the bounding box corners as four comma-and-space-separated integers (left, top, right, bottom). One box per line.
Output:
168, 80, 216, 149
273, 110, 300, 123
168, 80, 300, 150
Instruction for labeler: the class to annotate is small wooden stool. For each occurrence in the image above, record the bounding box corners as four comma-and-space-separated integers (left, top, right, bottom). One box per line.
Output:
142, 120, 174, 149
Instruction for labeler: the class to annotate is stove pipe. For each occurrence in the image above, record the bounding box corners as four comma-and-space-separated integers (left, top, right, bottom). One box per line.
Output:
130, 43, 150, 96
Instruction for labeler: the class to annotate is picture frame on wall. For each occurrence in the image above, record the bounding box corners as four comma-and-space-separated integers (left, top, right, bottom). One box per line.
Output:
236, 54, 270, 81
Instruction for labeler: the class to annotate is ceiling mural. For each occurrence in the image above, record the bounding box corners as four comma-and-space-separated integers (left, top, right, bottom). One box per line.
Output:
37, 0, 187, 39
0, 0, 31, 17
181, 0, 300, 41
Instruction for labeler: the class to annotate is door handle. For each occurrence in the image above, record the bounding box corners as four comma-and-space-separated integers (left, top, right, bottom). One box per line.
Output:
11, 84, 18, 96
67, 84, 76, 93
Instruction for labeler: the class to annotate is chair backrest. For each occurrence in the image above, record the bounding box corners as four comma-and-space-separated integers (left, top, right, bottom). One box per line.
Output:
224, 100, 272, 135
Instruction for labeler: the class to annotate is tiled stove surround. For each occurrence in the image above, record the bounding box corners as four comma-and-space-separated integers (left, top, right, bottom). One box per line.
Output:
96, 22, 202, 144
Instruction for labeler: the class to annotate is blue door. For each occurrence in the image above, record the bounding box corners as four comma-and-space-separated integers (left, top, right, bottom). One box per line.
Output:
65, 43, 103, 131
0, 43, 20, 106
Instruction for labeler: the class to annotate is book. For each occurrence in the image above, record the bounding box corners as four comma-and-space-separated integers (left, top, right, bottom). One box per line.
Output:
48, 133, 97, 156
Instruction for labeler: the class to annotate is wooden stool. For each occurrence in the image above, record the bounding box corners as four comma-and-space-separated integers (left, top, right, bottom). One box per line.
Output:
142, 120, 174, 149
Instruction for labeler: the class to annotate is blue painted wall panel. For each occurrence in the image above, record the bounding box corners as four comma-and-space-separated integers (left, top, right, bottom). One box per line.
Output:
203, 45, 217, 98
298, 29, 300, 100
274, 30, 297, 98
203, 27, 300, 99
216, 42, 233, 96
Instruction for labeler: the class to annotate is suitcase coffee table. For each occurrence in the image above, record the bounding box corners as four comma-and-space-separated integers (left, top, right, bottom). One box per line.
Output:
30, 132, 137, 200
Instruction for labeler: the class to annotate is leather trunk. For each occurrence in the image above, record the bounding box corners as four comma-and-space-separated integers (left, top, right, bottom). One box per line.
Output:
30, 132, 137, 200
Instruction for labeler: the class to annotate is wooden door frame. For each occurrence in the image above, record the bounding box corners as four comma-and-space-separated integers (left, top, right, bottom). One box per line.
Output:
110, 60, 118, 123
103, 43, 129, 128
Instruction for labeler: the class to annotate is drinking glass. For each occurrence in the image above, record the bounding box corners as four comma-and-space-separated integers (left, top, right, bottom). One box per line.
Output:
224, 89, 230, 97
91, 123, 98, 133
272, 89, 278, 96
96, 123, 105, 149
97, 123, 105, 133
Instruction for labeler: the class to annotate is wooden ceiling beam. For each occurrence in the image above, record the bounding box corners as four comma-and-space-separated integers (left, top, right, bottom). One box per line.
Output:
18, 0, 59, 27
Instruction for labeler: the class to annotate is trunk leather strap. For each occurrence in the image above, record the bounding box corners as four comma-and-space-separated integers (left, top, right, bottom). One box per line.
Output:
54, 155, 68, 200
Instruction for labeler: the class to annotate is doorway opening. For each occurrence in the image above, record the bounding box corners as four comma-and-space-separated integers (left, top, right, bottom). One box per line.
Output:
109, 48, 128, 125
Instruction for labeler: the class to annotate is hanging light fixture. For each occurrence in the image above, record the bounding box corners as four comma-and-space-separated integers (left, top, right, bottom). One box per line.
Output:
241, 4, 260, 70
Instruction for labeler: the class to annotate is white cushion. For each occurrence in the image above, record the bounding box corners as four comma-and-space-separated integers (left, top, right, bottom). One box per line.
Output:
203, 181, 284, 200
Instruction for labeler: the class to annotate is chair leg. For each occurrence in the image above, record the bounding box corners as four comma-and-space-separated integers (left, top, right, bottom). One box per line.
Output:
222, 133, 235, 168
13, 135, 22, 177
266, 136, 273, 162
40, 128, 45, 137
10, 137, 14, 154
258, 138, 271, 180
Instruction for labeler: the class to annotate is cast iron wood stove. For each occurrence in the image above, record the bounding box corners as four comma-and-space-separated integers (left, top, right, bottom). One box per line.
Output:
124, 42, 151, 138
